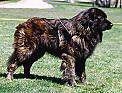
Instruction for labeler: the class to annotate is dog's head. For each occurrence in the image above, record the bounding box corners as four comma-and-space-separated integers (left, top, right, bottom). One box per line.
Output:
73, 8, 113, 31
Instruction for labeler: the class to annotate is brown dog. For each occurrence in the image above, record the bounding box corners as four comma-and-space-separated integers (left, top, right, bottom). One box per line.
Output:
7, 8, 113, 86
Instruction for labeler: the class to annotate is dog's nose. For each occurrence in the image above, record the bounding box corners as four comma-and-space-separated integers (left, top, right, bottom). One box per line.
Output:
110, 23, 113, 27
107, 23, 113, 30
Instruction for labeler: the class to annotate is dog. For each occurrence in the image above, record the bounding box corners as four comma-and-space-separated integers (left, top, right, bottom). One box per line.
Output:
7, 8, 113, 86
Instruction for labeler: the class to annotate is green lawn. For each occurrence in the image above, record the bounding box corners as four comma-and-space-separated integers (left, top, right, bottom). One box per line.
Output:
0, 1, 122, 93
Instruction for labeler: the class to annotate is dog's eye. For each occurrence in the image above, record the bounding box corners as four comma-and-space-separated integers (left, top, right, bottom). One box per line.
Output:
98, 16, 102, 19
98, 16, 105, 21
101, 18, 105, 21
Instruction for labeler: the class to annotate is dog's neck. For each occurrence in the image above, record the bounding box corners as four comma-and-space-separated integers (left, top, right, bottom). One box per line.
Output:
72, 19, 103, 42
72, 26, 103, 58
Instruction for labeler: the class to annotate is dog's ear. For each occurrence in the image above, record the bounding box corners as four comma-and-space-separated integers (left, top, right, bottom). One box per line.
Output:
87, 8, 107, 19
75, 8, 96, 21
73, 10, 91, 28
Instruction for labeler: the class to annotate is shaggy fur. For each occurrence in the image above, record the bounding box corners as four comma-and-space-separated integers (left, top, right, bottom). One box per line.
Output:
7, 8, 113, 86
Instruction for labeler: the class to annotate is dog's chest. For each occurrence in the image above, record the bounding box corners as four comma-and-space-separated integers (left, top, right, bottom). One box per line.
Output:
71, 33, 101, 59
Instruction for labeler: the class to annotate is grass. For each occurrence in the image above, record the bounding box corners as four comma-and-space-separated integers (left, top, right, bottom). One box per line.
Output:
0, 1, 122, 93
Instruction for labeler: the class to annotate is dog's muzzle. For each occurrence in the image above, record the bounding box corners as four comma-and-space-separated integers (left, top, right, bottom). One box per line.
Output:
107, 23, 113, 30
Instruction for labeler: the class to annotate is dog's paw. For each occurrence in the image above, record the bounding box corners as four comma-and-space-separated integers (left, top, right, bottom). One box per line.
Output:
66, 79, 77, 86
6, 72, 13, 81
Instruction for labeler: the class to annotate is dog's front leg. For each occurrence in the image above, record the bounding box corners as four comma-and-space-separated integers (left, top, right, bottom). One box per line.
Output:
75, 59, 86, 83
61, 53, 76, 86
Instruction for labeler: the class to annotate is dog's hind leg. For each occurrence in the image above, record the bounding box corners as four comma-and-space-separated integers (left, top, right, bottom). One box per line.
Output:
7, 51, 20, 80
23, 62, 33, 79
7, 46, 46, 80
22, 48, 46, 79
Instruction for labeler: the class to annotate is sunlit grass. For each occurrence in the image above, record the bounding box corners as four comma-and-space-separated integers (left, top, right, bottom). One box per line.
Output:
0, 1, 121, 93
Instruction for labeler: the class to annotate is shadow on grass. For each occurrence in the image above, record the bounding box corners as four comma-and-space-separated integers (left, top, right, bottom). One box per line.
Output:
0, 73, 65, 85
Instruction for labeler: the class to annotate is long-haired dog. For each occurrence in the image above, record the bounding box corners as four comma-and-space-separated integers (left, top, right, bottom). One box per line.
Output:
7, 8, 113, 86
